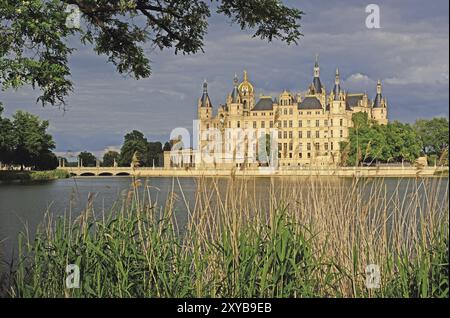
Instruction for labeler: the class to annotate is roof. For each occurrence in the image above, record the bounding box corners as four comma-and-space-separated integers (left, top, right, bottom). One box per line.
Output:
231, 86, 240, 103
346, 94, 364, 108
200, 93, 212, 107
253, 97, 274, 110
373, 93, 383, 108
313, 77, 323, 94
298, 96, 322, 110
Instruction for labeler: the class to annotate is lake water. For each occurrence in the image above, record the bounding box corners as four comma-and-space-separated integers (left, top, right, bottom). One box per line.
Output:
0, 176, 448, 272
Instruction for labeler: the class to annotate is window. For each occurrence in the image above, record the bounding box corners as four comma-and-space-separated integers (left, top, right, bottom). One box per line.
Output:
289, 153, 293, 158
299, 131, 303, 138
253, 121, 257, 128
299, 153, 303, 159
289, 143, 293, 151
237, 121, 241, 128
325, 143, 329, 151
316, 120, 320, 127
315, 143, 320, 151
261, 121, 265, 128
307, 120, 311, 126
270, 121, 273, 128
278, 131, 282, 139
307, 112, 312, 115
289, 131, 293, 139
283, 131, 288, 139
283, 120, 287, 128
283, 109, 288, 115
331, 142, 334, 151
340, 130, 343, 138
340, 119, 343, 126
299, 120, 303, 127
307, 143, 311, 151
307, 131, 311, 139
331, 130, 334, 138
316, 131, 320, 138
289, 108, 293, 115
324, 119, 328, 126
331, 119, 333, 126
307, 153, 311, 159
289, 120, 293, 128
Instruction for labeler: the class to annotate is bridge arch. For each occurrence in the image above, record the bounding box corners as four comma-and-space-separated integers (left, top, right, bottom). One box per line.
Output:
98, 172, 114, 176
115, 172, 131, 176
70, 173, 78, 177
80, 172, 96, 177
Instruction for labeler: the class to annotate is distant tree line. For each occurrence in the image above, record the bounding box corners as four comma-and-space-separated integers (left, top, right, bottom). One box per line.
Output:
0, 105, 57, 170
70, 130, 174, 168
341, 113, 449, 166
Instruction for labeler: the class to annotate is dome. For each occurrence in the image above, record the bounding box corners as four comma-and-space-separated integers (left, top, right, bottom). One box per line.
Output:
238, 70, 254, 95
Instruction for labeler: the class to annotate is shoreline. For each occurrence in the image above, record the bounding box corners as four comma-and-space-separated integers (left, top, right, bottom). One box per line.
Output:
59, 166, 449, 178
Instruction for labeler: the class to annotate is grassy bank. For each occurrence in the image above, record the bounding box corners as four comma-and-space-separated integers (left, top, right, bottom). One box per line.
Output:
0, 170, 70, 182
4, 176, 449, 298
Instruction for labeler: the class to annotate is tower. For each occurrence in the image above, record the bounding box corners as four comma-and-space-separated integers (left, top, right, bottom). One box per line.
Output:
372, 80, 388, 125
311, 54, 324, 95
331, 68, 345, 114
238, 70, 255, 112
198, 80, 213, 120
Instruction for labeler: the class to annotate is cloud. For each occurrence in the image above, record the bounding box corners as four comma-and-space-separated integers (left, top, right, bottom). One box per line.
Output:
1, 0, 448, 151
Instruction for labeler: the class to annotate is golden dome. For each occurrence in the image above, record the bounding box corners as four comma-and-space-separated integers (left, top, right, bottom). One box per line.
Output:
238, 70, 254, 95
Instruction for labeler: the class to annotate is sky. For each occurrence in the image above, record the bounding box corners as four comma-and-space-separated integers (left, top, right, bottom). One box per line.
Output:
1, 0, 449, 159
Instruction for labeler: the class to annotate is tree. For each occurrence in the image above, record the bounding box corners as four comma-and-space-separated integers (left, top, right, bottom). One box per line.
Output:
342, 113, 421, 166
0, 104, 16, 165
414, 118, 449, 162
12, 111, 55, 170
119, 130, 149, 167
385, 121, 422, 163
163, 142, 171, 152
78, 151, 97, 167
35, 151, 59, 170
0, 1, 303, 107
147, 141, 163, 166
102, 150, 120, 167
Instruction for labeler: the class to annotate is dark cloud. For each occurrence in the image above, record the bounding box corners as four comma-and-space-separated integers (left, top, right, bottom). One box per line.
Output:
1, 0, 448, 155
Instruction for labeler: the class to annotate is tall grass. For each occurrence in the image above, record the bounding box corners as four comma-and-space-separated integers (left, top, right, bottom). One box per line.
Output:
5, 176, 449, 298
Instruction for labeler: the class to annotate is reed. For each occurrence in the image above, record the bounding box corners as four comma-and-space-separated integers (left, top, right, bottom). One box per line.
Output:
6, 176, 449, 298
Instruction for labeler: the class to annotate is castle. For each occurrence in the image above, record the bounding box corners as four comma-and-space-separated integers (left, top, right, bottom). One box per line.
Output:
165, 56, 388, 169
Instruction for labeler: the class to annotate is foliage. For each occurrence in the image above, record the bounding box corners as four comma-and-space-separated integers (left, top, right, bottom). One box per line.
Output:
1, 111, 56, 170
0, 169, 69, 181
102, 150, 119, 167
414, 118, 449, 165
0, 104, 16, 164
341, 113, 423, 166
78, 151, 96, 167
0, 0, 303, 107
119, 130, 149, 167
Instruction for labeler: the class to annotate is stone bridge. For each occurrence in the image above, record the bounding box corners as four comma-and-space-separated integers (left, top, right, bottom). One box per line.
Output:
57, 166, 447, 177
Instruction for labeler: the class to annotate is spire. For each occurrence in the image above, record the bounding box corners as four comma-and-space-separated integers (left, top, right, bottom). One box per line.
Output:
377, 79, 382, 94
333, 67, 341, 100
373, 80, 383, 108
312, 54, 323, 94
231, 73, 240, 103
200, 80, 212, 107
243, 70, 248, 82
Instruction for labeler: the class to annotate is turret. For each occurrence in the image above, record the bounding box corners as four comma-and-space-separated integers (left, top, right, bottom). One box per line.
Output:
372, 80, 388, 125
198, 80, 212, 120
238, 70, 254, 112
333, 68, 341, 101
311, 54, 324, 95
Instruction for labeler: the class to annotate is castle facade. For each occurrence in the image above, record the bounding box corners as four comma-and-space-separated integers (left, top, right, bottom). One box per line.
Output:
166, 57, 388, 169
